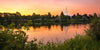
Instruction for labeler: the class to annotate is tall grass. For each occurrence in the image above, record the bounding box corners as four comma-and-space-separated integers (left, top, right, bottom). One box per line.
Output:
26, 35, 100, 50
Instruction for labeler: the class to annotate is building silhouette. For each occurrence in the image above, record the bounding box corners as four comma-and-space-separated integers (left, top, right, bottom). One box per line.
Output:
64, 8, 69, 16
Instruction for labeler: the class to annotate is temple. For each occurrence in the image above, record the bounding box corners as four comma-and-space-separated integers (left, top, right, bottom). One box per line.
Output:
64, 8, 69, 16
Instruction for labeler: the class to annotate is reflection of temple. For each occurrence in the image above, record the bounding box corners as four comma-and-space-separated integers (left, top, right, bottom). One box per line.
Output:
65, 26, 67, 32
61, 26, 67, 32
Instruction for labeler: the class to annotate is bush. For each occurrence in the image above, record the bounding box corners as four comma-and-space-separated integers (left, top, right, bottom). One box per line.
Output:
37, 35, 100, 50
86, 17, 100, 40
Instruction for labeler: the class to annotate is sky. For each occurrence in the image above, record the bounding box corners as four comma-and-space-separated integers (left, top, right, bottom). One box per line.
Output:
0, 0, 100, 16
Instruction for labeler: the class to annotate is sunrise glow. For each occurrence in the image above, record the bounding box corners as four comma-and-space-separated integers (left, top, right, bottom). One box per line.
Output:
0, 0, 100, 15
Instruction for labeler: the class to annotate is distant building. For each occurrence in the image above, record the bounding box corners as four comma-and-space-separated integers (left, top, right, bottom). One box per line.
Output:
64, 8, 72, 17
64, 8, 69, 16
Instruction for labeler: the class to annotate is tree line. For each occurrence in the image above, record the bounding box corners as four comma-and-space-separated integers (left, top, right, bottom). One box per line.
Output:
0, 12, 99, 26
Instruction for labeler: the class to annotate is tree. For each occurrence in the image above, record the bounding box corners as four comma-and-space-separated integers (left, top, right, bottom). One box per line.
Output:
60, 11, 64, 16
48, 12, 51, 17
0, 26, 28, 50
86, 17, 100, 40
94, 13, 97, 18
47, 12, 51, 19
16, 12, 21, 16
77, 13, 80, 16
72, 14, 76, 19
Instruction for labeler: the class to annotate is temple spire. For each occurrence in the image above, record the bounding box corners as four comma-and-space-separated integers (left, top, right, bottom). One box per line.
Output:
64, 8, 68, 16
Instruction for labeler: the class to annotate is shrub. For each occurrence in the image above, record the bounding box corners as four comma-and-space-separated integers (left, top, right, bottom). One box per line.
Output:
86, 17, 100, 40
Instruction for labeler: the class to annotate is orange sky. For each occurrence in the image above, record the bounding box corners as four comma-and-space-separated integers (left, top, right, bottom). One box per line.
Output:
0, 0, 100, 16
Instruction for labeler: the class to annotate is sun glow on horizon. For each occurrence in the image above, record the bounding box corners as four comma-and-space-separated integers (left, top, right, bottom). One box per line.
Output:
0, 0, 100, 16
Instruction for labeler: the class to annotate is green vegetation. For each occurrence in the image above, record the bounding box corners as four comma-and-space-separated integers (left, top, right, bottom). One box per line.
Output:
0, 12, 97, 26
0, 28, 100, 50
86, 17, 100, 40
0, 12, 100, 50
0, 27, 28, 50
37, 35, 100, 50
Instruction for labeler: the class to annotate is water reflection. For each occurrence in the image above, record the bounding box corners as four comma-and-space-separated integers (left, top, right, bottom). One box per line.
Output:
23, 24, 89, 43
65, 27, 67, 32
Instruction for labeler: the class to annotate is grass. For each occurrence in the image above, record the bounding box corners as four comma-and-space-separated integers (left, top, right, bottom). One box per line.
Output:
24, 35, 100, 50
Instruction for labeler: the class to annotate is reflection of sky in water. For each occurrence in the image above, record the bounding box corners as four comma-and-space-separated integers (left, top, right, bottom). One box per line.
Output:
23, 24, 89, 44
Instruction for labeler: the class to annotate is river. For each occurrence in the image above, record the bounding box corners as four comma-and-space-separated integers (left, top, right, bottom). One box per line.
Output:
22, 24, 89, 43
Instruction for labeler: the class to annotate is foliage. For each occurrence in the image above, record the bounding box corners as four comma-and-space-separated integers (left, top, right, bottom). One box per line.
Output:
0, 24, 100, 50
60, 11, 64, 16
24, 39, 38, 50
0, 12, 100, 50
0, 28, 28, 50
0, 12, 97, 26
23, 20, 33, 30
1, 29, 100, 50
37, 35, 100, 50
86, 17, 100, 40
0, 21, 32, 50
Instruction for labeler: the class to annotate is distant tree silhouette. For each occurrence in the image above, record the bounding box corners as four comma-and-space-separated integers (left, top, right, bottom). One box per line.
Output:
0, 12, 97, 25
16, 12, 21, 16
60, 11, 64, 16
77, 13, 80, 16
94, 13, 97, 18
72, 14, 76, 19
47, 12, 51, 19
83, 14, 87, 17
48, 12, 51, 17
32, 13, 36, 16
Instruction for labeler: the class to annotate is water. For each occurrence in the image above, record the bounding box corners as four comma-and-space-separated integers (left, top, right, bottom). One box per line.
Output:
22, 24, 89, 43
